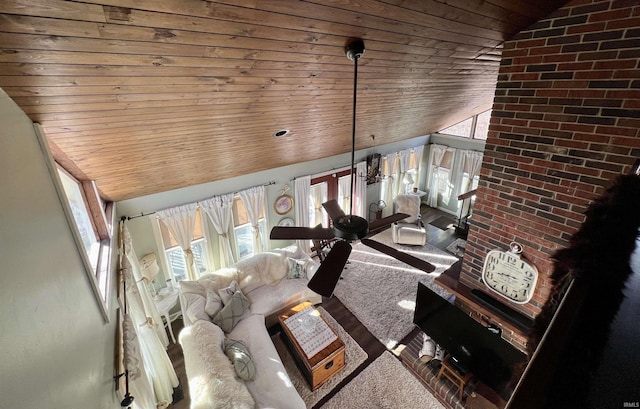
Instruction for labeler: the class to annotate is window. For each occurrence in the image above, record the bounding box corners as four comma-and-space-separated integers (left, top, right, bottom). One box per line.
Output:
56, 164, 113, 320
232, 197, 266, 259
157, 208, 209, 282
310, 169, 352, 227
438, 109, 492, 140
436, 150, 454, 195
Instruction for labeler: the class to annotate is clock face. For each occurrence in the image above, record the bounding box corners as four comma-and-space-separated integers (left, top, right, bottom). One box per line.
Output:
481, 249, 538, 304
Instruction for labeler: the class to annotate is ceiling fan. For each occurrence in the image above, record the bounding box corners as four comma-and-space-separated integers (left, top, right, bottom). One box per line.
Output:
269, 39, 436, 297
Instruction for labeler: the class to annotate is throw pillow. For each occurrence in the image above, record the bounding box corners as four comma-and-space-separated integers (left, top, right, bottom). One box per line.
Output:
205, 288, 223, 318
287, 257, 308, 279
184, 293, 210, 323
218, 280, 240, 305
223, 338, 256, 381
179, 280, 206, 296
213, 290, 251, 333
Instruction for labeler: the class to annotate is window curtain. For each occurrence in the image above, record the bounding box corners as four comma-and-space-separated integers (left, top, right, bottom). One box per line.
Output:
463, 150, 484, 192
337, 174, 351, 214
238, 185, 265, 253
397, 149, 411, 196
355, 161, 367, 217
379, 154, 394, 218
445, 149, 462, 206
200, 193, 235, 268
294, 176, 311, 254
388, 152, 401, 200
427, 144, 447, 207
460, 150, 484, 217
310, 182, 327, 227
413, 145, 425, 188
121, 223, 179, 408
157, 203, 198, 281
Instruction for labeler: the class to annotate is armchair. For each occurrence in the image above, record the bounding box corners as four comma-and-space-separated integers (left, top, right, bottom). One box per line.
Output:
391, 194, 427, 246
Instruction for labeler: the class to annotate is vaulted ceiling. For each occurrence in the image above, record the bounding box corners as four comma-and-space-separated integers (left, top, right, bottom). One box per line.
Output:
0, 0, 568, 201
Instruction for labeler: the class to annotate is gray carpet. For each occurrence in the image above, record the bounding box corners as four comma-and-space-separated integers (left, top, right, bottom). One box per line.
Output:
272, 307, 368, 408
334, 229, 457, 349
319, 351, 445, 409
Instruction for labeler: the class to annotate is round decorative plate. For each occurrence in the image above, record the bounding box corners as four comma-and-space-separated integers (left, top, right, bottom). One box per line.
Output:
274, 194, 294, 215
278, 217, 294, 227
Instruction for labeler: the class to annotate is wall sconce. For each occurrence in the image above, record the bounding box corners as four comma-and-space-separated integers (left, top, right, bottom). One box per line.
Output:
139, 253, 160, 298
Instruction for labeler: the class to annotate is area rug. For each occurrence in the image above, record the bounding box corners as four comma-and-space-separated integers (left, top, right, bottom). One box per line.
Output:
334, 229, 457, 349
446, 238, 467, 258
272, 307, 368, 408
429, 215, 455, 230
319, 351, 445, 409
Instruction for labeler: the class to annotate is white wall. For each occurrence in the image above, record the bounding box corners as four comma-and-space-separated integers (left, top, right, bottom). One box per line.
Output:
0, 90, 120, 409
118, 135, 430, 275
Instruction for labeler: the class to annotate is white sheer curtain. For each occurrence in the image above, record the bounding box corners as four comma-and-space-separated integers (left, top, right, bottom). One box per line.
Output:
355, 161, 367, 218
388, 152, 401, 200
310, 182, 327, 226
294, 176, 311, 254
200, 193, 235, 268
459, 150, 484, 217
463, 150, 484, 192
397, 149, 411, 195
413, 145, 425, 188
427, 144, 447, 207
238, 185, 265, 253
121, 223, 179, 408
157, 203, 198, 281
379, 154, 394, 218
337, 174, 351, 213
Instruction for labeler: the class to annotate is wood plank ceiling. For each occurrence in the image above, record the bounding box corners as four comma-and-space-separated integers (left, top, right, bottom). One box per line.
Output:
0, 0, 569, 201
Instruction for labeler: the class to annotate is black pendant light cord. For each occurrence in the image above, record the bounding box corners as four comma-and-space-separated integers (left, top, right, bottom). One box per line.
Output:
349, 54, 359, 218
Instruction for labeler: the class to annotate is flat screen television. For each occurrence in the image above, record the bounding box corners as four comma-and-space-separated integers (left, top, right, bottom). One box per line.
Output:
413, 282, 527, 392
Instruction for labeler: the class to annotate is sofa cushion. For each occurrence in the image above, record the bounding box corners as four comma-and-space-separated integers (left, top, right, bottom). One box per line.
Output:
246, 279, 314, 317
213, 289, 251, 333
229, 314, 306, 409
183, 292, 210, 323
234, 251, 290, 289
179, 320, 254, 409
224, 338, 256, 381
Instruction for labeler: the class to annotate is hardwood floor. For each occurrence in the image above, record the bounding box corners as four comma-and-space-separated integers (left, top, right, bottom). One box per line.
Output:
166, 206, 462, 409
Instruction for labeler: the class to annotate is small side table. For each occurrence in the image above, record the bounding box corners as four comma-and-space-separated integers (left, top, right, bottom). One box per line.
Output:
154, 289, 180, 343
437, 354, 473, 401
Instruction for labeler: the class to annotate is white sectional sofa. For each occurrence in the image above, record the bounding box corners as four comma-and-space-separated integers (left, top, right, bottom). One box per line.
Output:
177, 247, 322, 409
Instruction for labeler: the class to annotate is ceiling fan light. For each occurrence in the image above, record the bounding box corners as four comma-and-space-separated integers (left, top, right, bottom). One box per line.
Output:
332, 214, 368, 241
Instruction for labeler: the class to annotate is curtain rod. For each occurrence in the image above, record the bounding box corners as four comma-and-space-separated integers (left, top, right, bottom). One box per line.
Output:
125, 180, 276, 220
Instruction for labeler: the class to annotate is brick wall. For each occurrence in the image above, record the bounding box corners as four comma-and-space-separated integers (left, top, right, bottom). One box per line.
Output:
460, 0, 640, 320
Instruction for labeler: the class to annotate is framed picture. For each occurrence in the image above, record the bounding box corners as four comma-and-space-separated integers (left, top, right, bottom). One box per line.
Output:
278, 217, 295, 227
274, 194, 294, 215
367, 153, 381, 185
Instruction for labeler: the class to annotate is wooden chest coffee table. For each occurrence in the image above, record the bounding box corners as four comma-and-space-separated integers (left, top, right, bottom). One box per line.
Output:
279, 302, 345, 391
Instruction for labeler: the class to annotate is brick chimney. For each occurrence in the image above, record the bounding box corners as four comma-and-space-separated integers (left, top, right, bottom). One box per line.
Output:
457, 0, 640, 350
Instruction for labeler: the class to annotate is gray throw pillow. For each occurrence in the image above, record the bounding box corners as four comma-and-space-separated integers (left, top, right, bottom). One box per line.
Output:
224, 338, 256, 381
212, 290, 251, 333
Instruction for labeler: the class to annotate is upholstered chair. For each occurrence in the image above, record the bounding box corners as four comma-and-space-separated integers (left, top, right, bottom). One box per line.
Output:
391, 194, 427, 246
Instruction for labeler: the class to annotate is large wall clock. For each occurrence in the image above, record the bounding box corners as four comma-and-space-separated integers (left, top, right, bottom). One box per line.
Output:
481, 242, 538, 304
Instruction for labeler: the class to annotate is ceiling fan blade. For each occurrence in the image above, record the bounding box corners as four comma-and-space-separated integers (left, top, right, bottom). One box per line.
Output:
307, 240, 352, 297
360, 238, 436, 273
322, 199, 345, 221
270, 226, 335, 240
368, 213, 410, 232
